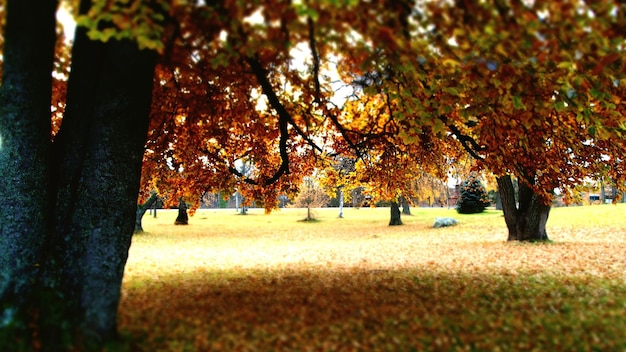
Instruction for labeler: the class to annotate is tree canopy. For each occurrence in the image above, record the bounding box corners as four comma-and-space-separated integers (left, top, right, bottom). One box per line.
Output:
134, 0, 626, 214
371, 0, 626, 202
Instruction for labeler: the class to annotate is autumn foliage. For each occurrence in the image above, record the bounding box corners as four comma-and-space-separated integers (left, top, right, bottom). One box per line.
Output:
130, 0, 626, 230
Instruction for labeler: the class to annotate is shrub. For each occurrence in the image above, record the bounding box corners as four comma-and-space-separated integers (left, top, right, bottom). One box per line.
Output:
456, 174, 491, 214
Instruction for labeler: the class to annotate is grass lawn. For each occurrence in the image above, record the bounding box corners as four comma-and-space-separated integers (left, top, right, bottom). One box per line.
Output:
119, 205, 626, 351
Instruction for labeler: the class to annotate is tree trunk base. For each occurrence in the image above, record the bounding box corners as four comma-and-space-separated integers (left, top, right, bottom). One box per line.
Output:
175, 198, 189, 225
497, 175, 551, 242
389, 202, 402, 226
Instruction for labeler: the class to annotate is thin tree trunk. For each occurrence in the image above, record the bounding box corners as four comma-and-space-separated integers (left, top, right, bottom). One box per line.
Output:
338, 187, 344, 218
600, 178, 606, 204
495, 191, 503, 210
135, 192, 160, 233
241, 197, 248, 214
389, 201, 402, 226
400, 196, 411, 215
497, 175, 550, 241
611, 184, 617, 202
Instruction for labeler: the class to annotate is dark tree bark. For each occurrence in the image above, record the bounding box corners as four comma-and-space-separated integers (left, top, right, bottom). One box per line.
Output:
135, 192, 160, 233
175, 197, 189, 225
0, 0, 158, 349
153, 199, 158, 217
51, 34, 156, 348
389, 201, 403, 226
0, 0, 58, 342
497, 175, 550, 241
400, 196, 411, 215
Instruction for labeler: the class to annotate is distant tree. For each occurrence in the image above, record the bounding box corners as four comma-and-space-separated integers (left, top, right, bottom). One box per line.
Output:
135, 191, 161, 233
175, 197, 189, 225
319, 156, 357, 218
278, 194, 290, 208
342, 95, 450, 226
400, 196, 411, 215
456, 174, 491, 214
292, 176, 330, 221
234, 159, 256, 214
351, 187, 366, 208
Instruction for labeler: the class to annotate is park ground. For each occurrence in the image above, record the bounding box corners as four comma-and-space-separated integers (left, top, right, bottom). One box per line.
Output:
118, 205, 626, 351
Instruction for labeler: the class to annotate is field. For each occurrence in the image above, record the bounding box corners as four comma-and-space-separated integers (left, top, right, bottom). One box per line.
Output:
118, 205, 626, 351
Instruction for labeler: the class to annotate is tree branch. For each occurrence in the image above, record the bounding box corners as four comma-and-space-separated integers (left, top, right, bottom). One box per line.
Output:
307, 16, 322, 104
443, 118, 486, 161
245, 56, 324, 154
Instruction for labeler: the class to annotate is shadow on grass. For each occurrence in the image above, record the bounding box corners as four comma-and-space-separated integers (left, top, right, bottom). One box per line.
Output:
118, 267, 626, 351
296, 218, 322, 223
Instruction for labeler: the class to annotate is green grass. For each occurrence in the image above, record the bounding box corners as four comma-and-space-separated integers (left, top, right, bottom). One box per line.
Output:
119, 205, 626, 351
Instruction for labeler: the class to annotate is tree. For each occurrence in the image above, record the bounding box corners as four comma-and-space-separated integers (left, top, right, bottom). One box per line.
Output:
292, 176, 330, 221
2, 2, 420, 346
0, 0, 162, 348
319, 156, 357, 218
389, 201, 403, 226
339, 94, 452, 226
456, 173, 491, 214
400, 196, 411, 215
408, 171, 450, 207
3, 0, 624, 349
351, 186, 367, 208
234, 159, 255, 215
137, 0, 448, 225
135, 191, 161, 233
174, 197, 189, 225
349, 0, 626, 240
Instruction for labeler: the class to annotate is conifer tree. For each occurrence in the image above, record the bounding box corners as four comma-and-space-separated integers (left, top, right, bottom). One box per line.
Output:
456, 174, 491, 214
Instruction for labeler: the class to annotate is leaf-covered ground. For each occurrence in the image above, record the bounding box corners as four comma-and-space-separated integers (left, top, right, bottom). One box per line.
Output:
119, 205, 626, 351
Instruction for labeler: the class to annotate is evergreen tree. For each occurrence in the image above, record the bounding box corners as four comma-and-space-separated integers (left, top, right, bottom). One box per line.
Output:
456, 174, 491, 214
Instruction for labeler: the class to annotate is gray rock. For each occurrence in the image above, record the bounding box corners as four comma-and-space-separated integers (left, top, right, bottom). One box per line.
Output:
433, 217, 459, 228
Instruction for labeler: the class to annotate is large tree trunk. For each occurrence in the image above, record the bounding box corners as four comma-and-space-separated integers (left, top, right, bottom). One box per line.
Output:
51, 24, 157, 346
0, 1, 158, 348
135, 191, 160, 233
497, 175, 550, 241
0, 0, 58, 345
389, 201, 403, 226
